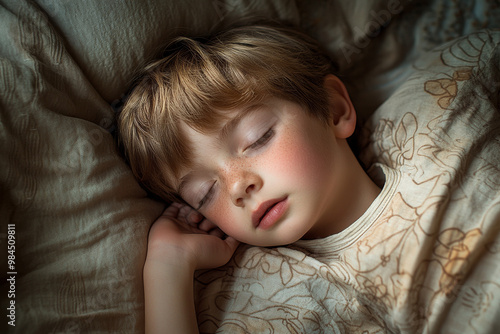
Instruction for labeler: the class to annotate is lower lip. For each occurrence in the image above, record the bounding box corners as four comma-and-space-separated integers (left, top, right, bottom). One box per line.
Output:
258, 198, 288, 230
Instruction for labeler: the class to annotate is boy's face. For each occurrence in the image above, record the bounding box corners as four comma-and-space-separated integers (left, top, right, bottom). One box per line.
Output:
176, 96, 358, 247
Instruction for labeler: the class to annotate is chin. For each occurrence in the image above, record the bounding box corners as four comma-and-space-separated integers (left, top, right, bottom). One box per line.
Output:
259, 233, 305, 247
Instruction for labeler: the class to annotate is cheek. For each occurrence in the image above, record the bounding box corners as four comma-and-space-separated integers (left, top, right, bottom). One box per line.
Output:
203, 194, 242, 237
266, 126, 331, 186
205, 199, 231, 227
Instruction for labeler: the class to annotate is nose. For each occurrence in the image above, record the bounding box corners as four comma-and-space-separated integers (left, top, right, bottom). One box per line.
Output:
226, 165, 263, 207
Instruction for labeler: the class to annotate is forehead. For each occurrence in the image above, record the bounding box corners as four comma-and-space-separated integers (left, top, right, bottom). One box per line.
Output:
181, 101, 268, 145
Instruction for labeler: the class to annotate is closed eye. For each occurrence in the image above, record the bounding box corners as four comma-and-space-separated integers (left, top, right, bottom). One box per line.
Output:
247, 128, 275, 151
197, 181, 216, 210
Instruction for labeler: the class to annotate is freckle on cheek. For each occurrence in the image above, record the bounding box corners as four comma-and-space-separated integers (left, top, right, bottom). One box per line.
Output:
273, 133, 311, 175
210, 194, 230, 222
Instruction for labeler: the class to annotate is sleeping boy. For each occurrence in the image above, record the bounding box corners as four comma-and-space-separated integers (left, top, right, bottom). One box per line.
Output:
118, 22, 500, 333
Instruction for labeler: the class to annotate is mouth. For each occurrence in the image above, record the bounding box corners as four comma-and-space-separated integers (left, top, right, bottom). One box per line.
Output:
252, 197, 288, 230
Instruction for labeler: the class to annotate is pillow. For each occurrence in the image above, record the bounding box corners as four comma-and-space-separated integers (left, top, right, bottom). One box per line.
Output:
0, 2, 164, 332
296, 0, 500, 120
33, 0, 302, 103
358, 29, 500, 178
33, 0, 500, 115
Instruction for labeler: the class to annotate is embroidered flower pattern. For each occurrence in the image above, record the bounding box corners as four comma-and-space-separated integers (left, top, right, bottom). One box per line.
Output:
424, 69, 472, 108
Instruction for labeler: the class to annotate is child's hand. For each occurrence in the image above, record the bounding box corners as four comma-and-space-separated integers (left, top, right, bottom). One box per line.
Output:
145, 202, 239, 271
143, 203, 237, 333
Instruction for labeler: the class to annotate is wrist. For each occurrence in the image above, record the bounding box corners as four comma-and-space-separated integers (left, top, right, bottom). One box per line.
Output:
143, 250, 199, 334
144, 242, 197, 274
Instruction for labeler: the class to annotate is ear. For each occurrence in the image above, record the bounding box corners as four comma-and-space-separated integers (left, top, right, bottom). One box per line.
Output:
323, 74, 357, 139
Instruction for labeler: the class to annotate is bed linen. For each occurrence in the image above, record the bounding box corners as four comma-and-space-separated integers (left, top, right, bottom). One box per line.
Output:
1, 0, 500, 333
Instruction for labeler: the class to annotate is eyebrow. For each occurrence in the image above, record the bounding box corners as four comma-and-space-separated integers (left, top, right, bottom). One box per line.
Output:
177, 102, 266, 196
218, 103, 264, 143
177, 172, 194, 200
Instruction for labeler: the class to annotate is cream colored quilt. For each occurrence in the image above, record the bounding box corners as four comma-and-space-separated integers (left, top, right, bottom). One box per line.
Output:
1, 0, 500, 333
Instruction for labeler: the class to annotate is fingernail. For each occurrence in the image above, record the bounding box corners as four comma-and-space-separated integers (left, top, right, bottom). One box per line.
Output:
190, 211, 203, 222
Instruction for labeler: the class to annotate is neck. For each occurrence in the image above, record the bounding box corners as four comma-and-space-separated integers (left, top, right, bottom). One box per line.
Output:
304, 142, 381, 239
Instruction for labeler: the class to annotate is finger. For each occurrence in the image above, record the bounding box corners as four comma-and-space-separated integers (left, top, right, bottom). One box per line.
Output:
195, 235, 240, 270
177, 204, 192, 219
224, 236, 240, 254
170, 202, 184, 208
162, 203, 181, 217
207, 227, 225, 239
198, 219, 218, 232
187, 210, 203, 224
177, 204, 203, 225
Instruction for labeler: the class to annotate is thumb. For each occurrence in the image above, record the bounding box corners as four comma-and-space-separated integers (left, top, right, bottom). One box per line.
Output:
224, 236, 240, 255
196, 235, 240, 270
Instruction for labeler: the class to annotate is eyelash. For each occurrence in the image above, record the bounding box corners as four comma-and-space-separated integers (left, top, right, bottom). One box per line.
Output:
197, 181, 216, 210
197, 127, 275, 210
247, 128, 275, 151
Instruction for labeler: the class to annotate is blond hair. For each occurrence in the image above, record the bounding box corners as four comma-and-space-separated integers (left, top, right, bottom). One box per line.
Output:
118, 23, 337, 202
